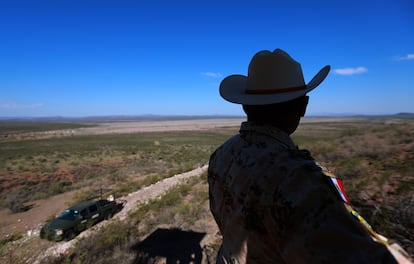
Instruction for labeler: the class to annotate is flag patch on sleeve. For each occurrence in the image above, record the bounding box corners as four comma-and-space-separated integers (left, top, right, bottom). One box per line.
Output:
328, 176, 350, 204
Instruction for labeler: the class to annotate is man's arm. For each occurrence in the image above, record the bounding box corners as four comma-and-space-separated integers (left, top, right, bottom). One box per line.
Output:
272, 165, 397, 263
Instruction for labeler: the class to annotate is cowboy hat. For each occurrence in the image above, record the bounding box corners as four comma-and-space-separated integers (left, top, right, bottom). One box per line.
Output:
219, 48, 330, 105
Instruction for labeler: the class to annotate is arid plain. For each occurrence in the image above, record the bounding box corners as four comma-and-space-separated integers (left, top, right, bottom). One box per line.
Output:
0, 117, 413, 263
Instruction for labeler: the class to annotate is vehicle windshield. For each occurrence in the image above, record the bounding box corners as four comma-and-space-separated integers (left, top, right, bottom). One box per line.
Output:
58, 209, 79, 221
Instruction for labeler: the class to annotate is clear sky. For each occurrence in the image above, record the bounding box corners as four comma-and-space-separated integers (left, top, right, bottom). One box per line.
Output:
0, 0, 413, 117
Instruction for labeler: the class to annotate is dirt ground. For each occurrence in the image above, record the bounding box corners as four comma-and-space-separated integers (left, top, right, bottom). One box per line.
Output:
76, 119, 244, 134
0, 117, 401, 238
0, 191, 77, 238
1, 118, 245, 142
1, 119, 229, 262
3, 117, 412, 262
1, 119, 237, 237
33, 165, 212, 263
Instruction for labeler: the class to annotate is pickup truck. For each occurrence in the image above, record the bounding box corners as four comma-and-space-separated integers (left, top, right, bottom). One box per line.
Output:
40, 198, 121, 241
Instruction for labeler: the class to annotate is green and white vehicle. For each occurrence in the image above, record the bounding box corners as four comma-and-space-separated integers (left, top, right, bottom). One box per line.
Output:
40, 198, 120, 241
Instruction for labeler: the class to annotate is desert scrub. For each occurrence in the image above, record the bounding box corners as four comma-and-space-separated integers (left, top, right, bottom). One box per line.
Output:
0, 122, 92, 135
73, 220, 134, 262
0, 130, 231, 210
40, 220, 136, 264
0, 233, 23, 247
114, 172, 170, 197
332, 157, 369, 180
130, 173, 210, 231
42, 173, 214, 264
3, 189, 31, 213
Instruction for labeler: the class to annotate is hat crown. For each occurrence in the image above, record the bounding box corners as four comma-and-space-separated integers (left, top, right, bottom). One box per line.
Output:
218, 48, 330, 105
246, 49, 305, 91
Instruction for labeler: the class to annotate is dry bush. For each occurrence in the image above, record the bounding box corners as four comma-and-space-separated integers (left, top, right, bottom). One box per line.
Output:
41, 173, 218, 264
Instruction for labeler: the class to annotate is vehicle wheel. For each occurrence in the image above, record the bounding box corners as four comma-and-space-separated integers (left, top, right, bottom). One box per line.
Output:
64, 230, 75, 241
105, 213, 113, 220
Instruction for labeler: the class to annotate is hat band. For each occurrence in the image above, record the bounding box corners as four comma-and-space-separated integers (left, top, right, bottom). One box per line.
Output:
246, 85, 306, 95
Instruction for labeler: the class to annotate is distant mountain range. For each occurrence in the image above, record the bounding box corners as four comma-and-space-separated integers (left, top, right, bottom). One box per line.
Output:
394, 112, 414, 118
0, 113, 413, 122
0, 115, 244, 122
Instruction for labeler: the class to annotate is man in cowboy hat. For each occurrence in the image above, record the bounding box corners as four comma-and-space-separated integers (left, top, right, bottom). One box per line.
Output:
208, 49, 399, 263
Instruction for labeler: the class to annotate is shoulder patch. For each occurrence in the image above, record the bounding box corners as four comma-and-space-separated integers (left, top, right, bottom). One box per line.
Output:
319, 166, 389, 245
328, 176, 350, 204
322, 170, 351, 204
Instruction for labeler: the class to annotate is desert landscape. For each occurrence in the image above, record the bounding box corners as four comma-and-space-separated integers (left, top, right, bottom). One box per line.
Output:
0, 117, 413, 263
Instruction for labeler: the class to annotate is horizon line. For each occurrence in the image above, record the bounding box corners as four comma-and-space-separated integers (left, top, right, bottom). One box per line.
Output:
1, 112, 414, 122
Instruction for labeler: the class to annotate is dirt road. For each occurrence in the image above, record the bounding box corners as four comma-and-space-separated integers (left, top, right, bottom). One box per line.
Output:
34, 165, 209, 263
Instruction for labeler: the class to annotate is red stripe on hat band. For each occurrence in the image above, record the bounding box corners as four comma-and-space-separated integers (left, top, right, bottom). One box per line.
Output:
246, 85, 306, 95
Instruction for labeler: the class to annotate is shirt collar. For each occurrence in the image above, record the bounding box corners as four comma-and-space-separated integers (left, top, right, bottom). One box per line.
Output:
239, 121, 297, 149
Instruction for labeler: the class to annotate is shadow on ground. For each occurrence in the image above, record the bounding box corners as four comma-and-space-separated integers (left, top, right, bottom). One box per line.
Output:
131, 228, 206, 264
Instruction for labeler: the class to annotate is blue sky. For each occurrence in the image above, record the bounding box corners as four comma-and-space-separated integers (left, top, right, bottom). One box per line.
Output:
0, 0, 413, 117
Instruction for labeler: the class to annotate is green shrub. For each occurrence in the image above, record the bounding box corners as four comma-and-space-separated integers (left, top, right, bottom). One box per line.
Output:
5, 190, 30, 213
0, 233, 23, 246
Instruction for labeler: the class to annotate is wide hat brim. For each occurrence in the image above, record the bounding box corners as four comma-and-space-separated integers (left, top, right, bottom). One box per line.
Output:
220, 60, 330, 105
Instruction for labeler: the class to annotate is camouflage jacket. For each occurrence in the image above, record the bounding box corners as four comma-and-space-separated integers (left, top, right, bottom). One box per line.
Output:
208, 122, 396, 264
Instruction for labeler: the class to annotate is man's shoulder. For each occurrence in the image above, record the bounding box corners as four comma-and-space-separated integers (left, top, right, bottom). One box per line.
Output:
209, 134, 241, 157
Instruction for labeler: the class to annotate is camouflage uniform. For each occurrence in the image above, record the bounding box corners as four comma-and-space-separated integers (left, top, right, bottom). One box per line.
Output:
208, 122, 396, 264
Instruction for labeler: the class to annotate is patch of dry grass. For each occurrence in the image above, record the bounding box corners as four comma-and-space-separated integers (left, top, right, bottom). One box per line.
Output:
0, 131, 232, 211
2, 118, 413, 263
40, 173, 218, 264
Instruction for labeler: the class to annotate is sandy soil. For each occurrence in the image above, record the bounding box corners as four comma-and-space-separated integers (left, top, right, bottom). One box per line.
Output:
34, 165, 210, 263
0, 118, 244, 142
0, 191, 78, 238
2, 118, 413, 262
1, 119, 229, 261
0, 119, 241, 236
76, 119, 244, 134
0, 117, 337, 238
